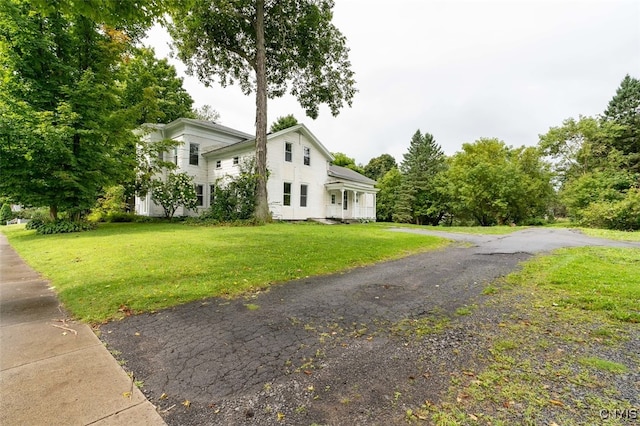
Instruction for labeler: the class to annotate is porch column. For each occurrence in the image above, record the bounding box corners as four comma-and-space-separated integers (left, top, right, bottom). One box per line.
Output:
373, 193, 377, 219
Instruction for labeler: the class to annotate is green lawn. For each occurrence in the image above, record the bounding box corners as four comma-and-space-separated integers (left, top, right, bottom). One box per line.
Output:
2, 222, 447, 323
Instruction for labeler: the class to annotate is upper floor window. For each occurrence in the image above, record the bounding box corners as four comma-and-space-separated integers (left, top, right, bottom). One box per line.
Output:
303, 146, 310, 166
173, 148, 178, 164
300, 184, 308, 207
215, 160, 221, 169
285, 142, 292, 162
283, 182, 292, 206
195, 184, 204, 206
233, 156, 239, 166
189, 143, 199, 166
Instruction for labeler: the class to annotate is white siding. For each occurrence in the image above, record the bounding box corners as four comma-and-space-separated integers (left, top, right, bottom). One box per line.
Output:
266, 133, 329, 220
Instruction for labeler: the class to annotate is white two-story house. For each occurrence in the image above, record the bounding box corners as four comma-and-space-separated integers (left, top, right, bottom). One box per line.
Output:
135, 118, 378, 221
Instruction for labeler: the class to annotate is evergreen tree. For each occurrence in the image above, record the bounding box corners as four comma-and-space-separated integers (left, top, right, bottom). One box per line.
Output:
393, 130, 446, 225
602, 74, 640, 169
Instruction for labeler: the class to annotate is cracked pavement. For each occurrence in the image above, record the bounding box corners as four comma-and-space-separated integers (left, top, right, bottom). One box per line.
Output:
99, 228, 640, 425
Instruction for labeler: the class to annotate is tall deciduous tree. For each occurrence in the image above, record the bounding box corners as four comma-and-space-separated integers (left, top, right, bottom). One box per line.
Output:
0, 0, 168, 220
375, 167, 401, 222
0, 1, 132, 219
364, 154, 397, 181
393, 130, 446, 225
119, 46, 195, 125
167, 0, 356, 222
445, 139, 553, 226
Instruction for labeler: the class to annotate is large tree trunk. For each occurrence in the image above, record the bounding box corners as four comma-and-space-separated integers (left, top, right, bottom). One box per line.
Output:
253, 0, 270, 223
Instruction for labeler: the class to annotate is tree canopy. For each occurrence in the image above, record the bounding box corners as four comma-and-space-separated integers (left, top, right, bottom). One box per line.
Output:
0, 1, 133, 219
270, 114, 299, 133
444, 139, 553, 226
167, 0, 356, 221
119, 46, 195, 125
331, 152, 364, 174
363, 154, 397, 181
0, 1, 195, 220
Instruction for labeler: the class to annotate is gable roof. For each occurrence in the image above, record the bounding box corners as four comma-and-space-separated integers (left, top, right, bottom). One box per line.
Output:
328, 165, 377, 185
165, 118, 255, 140
202, 123, 335, 161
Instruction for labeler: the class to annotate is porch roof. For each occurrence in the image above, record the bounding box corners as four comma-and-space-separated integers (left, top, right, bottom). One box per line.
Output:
325, 165, 379, 193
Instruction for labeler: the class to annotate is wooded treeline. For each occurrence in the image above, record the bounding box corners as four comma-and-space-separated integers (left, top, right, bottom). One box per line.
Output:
364, 75, 640, 229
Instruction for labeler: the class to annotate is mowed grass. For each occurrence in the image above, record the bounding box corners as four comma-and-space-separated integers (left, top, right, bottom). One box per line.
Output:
508, 246, 640, 323
2, 222, 446, 323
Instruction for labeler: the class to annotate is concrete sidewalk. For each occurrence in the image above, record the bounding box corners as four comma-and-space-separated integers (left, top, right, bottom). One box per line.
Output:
0, 233, 166, 425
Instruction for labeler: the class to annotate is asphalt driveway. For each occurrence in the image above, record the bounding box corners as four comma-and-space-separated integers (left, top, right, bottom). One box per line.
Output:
100, 228, 640, 425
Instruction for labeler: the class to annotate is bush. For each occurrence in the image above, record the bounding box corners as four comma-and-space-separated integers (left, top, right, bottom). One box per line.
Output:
0, 204, 13, 225
26, 219, 97, 234
88, 185, 128, 222
104, 212, 137, 223
580, 188, 640, 231
205, 159, 258, 222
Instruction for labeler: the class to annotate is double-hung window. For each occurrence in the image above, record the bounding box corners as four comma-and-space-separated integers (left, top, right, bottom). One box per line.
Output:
215, 160, 221, 169
189, 143, 199, 166
343, 191, 348, 210
300, 184, 308, 207
283, 182, 292, 206
303, 146, 310, 166
285, 142, 292, 162
195, 184, 204, 206
233, 156, 239, 166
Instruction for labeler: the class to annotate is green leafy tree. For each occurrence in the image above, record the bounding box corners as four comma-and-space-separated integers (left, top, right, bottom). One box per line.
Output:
332, 152, 364, 174
393, 130, 447, 225
364, 154, 397, 181
375, 167, 402, 222
167, 0, 356, 222
150, 172, 198, 218
119, 46, 195, 125
0, 2, 135, 220
445, 138, 552, 226
270, 114, 299, 133
539, 116, 625, 183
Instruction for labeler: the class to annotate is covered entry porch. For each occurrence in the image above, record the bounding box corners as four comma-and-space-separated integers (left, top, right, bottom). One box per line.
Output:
325, 183, 377, 221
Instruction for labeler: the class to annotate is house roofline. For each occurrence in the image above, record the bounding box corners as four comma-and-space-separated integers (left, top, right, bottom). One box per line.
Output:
202, 124, 335, 162
141, 118, 254, 141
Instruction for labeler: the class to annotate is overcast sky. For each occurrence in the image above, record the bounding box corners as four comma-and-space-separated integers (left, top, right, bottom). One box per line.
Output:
145, 0, 640, 165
